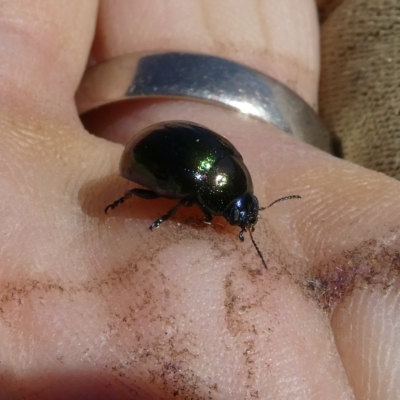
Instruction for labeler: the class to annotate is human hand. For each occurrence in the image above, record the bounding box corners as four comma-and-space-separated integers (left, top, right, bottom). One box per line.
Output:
0, 1, 399, 399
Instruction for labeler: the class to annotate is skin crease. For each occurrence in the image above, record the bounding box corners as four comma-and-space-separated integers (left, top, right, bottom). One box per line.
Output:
0, 0, 399, 399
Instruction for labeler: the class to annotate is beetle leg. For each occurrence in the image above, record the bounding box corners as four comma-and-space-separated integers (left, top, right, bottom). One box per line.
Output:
239, 229, 245, 241
105, 189, 160, 214
195, 203, 212, 224
203, 212, 213, 224
149, 199, 186, 230
182, 199, 194, 207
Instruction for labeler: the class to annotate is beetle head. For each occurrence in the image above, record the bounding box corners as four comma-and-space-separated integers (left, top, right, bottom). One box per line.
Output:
223, 192, 260, 231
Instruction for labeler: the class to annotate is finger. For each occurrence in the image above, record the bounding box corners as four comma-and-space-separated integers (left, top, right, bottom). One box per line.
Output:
92, 0, 320, 106
0, 1, 98, 116
0, 0, 106, 257
0, 0, 106, 290
83, 2, 357, 399
82, 0, 320, 144
318, 1, 400, 396
89, 2, 400, 399
0, 2, 122, 398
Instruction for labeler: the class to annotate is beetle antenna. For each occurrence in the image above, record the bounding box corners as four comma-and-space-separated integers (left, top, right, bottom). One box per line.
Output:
249, 229, 267, 269
260, 194, 301, 211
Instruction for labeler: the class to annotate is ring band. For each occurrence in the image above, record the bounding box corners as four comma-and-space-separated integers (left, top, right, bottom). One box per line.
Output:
76, 52, 331, 153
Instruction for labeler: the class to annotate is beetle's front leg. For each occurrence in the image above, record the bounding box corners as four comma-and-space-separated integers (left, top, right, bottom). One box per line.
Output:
149, 198, 191, 230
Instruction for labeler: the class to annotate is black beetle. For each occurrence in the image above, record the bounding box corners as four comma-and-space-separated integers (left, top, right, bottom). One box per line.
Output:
105, 121, 300, 268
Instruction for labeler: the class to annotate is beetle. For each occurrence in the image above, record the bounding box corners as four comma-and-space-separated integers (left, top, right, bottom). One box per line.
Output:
105, 121, 300, 268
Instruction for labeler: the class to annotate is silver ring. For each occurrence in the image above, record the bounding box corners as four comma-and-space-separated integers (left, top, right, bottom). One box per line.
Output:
76, 52, 331, 152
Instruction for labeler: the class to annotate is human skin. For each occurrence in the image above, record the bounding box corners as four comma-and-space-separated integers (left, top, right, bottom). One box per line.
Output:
0, 1, 399, 399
